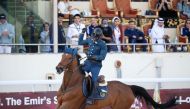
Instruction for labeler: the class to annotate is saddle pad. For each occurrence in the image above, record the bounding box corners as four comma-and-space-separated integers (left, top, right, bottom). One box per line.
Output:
82, 77, 108, 100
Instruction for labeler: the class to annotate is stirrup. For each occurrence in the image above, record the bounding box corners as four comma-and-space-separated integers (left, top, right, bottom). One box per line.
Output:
86, 98, 94, 105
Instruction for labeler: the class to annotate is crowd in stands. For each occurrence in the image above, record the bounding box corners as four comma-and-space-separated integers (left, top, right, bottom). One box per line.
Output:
0, 0, 190, 53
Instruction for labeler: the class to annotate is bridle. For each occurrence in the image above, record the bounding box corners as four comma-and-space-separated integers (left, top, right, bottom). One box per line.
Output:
58, 54, 86, 71
58, 55, 75, 71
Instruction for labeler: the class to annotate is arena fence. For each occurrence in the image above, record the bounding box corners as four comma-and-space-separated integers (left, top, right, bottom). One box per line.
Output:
0, 78, 190, 86
0, 43, 189, 53
1, 78, 190, 85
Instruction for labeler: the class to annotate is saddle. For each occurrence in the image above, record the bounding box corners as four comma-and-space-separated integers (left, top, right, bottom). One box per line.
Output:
82, 75, 108, 100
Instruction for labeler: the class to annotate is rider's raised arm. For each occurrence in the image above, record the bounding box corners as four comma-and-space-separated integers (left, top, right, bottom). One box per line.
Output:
78, 33, 89, 45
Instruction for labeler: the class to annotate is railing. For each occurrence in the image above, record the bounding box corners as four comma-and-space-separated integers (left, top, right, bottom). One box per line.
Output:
1, 78, 190, 86
0, 78, 190, 92
0, 43, 189, 53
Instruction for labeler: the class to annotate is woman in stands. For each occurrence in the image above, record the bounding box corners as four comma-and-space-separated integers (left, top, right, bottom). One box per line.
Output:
156, 0, 178, 18
111, 17, 122, 52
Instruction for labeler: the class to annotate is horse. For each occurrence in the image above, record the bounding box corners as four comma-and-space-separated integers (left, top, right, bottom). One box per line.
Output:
56, 53, 177, 109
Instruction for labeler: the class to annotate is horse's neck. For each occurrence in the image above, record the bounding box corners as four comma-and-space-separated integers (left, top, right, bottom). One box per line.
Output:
63, 60, 83, 89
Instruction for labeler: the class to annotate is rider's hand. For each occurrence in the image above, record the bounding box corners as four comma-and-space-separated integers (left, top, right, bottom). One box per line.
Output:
88, 56, 96, 60
82, 28, 86, 34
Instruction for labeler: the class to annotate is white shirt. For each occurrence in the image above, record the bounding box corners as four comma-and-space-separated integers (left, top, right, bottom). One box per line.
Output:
67, 23, 85, 42
113, 26, 121, 52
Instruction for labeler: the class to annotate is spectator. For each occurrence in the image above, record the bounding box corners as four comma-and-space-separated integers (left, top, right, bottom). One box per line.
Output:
50, 13, 66, 52
67, 14, 85, 52
18, 35, 26, 53
124, 20, 147, 52
100, 18, 113, 52
177, 0, 190, 18
112, 17, 122, 52
22, 15, 39, 53
0, 13, 15, 53
156, 0, 178, 18
40, 22, 51, 53
182, 19, 190, 42
180, 19, 190, 52
86, 17, 100, 37
58, 0, 80, 16
150, 18, 167, 52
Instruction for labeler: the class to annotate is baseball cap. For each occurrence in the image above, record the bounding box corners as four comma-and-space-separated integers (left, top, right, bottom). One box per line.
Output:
0, 14, 6, 20
158, 18, 164, 22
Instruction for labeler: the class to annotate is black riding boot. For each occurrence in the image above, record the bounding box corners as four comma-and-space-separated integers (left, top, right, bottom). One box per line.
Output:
86, 82, 97, 105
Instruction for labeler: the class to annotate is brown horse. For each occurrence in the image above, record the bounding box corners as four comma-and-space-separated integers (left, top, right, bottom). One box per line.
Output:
56, 53, 177, 109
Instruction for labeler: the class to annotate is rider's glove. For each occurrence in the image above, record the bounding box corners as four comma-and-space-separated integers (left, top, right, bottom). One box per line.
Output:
88, 56, 96, 60
82, 28, 86, 34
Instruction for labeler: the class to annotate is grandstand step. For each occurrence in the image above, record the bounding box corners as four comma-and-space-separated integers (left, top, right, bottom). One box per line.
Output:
5, 0, 43, 32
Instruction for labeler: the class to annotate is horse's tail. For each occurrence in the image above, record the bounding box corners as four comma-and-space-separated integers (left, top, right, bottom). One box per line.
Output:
130, 85, 177, 109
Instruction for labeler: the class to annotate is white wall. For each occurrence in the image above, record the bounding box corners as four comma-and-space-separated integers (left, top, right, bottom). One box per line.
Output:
0, 53, 190, 92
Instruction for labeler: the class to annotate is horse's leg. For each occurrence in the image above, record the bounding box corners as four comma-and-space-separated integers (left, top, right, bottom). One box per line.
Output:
56, 88, 63, 109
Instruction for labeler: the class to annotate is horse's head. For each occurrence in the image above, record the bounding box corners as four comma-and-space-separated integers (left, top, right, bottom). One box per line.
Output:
56, 48, 80, 74
56, 53, 74, 74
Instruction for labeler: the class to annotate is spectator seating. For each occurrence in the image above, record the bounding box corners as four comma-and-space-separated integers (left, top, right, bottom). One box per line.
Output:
148, 0, 159, 17
90, 0, 118, 17
176, 23, 190, 51
177, 23, 188, 43
113, 0, 139, 18
120, 24, 131, 52
141, 22, 152, 52
172, 0, 188, 19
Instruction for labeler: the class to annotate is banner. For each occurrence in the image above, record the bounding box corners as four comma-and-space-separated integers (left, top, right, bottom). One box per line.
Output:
0, 91, 57, 109
0, 89, 190, 109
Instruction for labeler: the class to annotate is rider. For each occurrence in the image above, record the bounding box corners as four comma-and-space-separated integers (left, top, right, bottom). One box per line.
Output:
78, 28, 108, 104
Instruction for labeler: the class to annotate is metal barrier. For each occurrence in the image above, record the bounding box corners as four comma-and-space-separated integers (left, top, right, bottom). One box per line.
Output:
0, 43, 189, 53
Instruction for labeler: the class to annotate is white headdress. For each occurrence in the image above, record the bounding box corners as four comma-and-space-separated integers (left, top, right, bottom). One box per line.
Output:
112, 17, 120, 23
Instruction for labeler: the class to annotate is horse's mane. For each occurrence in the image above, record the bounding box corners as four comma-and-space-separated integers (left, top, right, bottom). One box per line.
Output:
75, 54, 85, 75
76, 54, 81, 65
